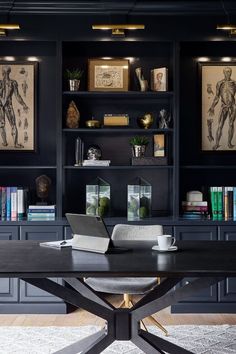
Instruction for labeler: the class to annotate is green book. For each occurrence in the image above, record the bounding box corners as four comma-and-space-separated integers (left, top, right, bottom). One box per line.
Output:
210, 186, 218, 220
217, 187, 223, 221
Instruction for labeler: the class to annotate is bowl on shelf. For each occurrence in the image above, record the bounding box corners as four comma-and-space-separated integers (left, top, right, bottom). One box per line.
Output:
85, 119, 101, 128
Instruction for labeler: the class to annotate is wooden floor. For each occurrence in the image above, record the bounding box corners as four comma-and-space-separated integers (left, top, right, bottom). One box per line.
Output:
0, 295, 236, 327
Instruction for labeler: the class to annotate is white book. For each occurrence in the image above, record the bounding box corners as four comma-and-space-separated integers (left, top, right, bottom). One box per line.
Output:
28, 205, 56, 209
40, 239, 72, 249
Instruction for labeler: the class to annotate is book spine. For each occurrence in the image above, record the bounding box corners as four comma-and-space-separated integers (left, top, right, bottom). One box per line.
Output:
217, 186, 223, 221
234, 187, 236, 221
17, 187, 24, 220
6, 187, 11, 221
224, 187, 228, 221
0, 187, 2, 219
28, 209, 55, 213
28, 205, 56, 209
1, 187, 6, 221
210, 186, 218, 220
182, 201, 208, 206
228, 187, 234, 220
27, 213, 55, 217
10, 187, 17, 221
182, 206, 208, 211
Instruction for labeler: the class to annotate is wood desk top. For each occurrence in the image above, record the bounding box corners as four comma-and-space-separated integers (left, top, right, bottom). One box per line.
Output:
0, 240, 235, 278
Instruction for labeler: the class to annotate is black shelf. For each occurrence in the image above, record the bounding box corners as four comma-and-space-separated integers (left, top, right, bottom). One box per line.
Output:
181, 165, 236, 169
64, 165, 173, 170
0, 166, 57, 169
63, 128, 173, 133
63, 91, 173, 98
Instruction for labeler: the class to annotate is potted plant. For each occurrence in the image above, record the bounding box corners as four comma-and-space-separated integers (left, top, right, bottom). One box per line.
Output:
129, 136, 149, 157
65, 68, 84, 91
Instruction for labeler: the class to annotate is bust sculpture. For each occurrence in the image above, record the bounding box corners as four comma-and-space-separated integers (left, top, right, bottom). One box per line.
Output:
35, 175, 52, 204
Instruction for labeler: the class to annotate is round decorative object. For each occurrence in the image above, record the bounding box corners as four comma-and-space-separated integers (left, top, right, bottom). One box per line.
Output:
85, 119, 101, 128
137, 112, 154, 129
87, 145, 102, 160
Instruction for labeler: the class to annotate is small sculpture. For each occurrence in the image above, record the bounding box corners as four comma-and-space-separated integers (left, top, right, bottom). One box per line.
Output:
158, 109, 171, 129
35, 175, 51, 205
137, 112, 154, 129
66, 100, 80, 128
87, 145, 102, 160
135, 67, 148, 92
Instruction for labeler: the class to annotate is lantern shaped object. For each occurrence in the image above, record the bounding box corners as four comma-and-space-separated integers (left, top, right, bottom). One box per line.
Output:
127, 177, 152, 221
86, 177, 110, 217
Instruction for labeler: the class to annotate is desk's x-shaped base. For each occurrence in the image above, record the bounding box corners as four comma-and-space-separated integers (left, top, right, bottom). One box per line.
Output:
22, 276, 222, 354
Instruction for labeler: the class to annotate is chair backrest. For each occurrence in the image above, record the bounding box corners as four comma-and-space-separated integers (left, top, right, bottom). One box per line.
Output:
111, 224, 163, 249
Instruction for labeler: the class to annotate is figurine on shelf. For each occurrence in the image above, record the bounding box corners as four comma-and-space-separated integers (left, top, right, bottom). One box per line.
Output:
135, 67, 148, 92
35, 175, 51, 205
66, 100, 80, 128
137, 112, 154, 129
158, 109, 171, 129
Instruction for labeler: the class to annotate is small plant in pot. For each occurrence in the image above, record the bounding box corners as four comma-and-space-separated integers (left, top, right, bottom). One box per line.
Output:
65, 68, 84, 91
129, 136, 149, 157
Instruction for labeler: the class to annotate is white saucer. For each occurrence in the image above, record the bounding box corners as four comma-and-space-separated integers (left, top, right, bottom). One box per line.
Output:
152, 245, 178, 252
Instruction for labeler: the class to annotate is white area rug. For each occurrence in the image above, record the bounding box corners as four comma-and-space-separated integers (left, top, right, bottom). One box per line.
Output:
0, 325, 236, 353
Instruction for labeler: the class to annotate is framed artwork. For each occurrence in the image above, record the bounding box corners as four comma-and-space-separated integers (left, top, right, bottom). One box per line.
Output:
200, 62, 236, 151
0, 61, 37, 152
88, 58, 129, 92
154, 134, 165, 157
150, 67, 168, 92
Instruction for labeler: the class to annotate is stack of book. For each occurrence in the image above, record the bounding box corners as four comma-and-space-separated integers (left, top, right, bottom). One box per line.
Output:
0, 186, 27, 221
82, 160, 110, 167
182, 190, 208, 219
182, 201, 208, 219
210, 186, 236, 221
27, 205, 56, 221
103, 114, 129, 126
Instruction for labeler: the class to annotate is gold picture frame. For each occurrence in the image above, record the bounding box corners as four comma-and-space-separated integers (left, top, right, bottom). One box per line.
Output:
88, 58, 129, 92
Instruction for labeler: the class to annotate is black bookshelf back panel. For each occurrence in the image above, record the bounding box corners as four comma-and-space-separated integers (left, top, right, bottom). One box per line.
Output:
180, 169, 236, 206
63, 96, 171, 129
0, 41, 57, 166
64, 169, 172, 217
0, 169, 56, 205
180, 41, 236, 166
64, 132, 172, 166
62, 41, 173, 92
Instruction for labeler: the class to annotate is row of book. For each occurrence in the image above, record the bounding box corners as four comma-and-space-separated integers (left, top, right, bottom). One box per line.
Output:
0, 186, 27, 221
210, 186, 236, 221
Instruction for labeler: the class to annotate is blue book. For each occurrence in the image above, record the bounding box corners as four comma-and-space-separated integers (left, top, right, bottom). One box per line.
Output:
233, 187, 236, 221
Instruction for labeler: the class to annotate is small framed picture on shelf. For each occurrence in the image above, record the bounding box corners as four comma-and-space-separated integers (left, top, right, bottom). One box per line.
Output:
0, 61, 37, 152
150, 67, 168, 91
154, 134, 165, 157
200, 62, 236, 151
88, 58, 129, 92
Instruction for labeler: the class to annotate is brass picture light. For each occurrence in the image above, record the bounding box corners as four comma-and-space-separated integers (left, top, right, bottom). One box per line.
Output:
92, 24, 145, 37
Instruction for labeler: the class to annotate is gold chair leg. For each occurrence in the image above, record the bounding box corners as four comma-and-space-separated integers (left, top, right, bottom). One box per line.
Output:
148, 314, 168, 336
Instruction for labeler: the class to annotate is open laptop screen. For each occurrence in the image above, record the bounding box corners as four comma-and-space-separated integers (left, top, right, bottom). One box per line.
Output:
66, 213, 110, 253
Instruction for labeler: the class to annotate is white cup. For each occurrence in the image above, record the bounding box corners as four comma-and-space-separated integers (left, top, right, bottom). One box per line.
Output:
157, 235, 176, 251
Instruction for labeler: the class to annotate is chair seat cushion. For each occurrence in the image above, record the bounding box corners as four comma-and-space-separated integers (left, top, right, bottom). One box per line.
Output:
85, 277, 157, 294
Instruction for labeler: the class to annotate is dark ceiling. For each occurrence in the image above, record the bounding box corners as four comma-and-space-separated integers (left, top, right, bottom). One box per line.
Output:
0, 0, 236, 15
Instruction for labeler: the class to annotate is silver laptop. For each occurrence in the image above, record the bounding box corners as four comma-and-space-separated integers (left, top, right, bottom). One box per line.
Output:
66, 213, 110, 254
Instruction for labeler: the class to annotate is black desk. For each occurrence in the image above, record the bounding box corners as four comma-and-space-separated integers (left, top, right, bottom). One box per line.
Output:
0, 240, 235, 354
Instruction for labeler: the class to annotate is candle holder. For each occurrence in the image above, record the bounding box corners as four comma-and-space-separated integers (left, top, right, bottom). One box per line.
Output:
74, 137, 84, 166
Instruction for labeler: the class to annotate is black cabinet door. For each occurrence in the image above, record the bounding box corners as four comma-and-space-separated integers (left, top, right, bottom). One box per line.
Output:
0, 227, 18, 303
174, 226, 217, 302
20, 226, 63, 303
219, 226, 236, 302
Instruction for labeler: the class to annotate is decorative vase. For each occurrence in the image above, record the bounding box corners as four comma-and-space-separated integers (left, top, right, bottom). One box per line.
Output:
132, 145, 146, 158
69, 79, 80, 91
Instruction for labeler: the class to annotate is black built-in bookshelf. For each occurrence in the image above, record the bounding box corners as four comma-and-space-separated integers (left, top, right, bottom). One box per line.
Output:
2, 20, 236, 313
